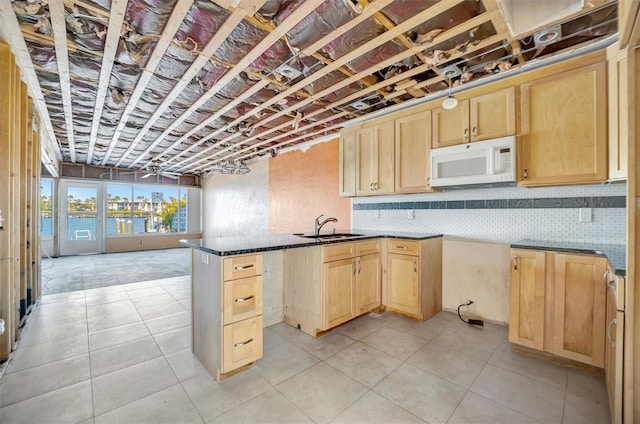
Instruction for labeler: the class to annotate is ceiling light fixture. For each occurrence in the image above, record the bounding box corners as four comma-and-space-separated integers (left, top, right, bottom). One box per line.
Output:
440, 65, 460, 110
533, 25, 562, 47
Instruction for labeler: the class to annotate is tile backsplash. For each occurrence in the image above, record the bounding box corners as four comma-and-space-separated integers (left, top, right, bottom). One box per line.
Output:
352, 184, 627, 244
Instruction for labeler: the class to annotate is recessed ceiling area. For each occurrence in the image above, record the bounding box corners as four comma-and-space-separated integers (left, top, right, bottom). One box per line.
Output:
1, 0, 618, 177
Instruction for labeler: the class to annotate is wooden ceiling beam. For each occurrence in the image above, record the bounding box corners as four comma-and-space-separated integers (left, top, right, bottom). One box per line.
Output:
163, 0, 467, 171
126, 0, 327, 169
112, 0, 269, 168
86, 0, 129, 164
100, 0, 194, 166
64, 0, 110, 18
49, 1, 79, 162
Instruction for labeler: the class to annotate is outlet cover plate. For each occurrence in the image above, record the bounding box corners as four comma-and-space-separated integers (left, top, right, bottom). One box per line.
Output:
579, 208, 592, 222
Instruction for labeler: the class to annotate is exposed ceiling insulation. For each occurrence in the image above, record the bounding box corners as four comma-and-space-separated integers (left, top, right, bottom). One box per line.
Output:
2, 0, 618, 177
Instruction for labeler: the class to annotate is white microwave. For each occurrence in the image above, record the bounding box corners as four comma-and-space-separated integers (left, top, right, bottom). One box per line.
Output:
430, 136, 516, 189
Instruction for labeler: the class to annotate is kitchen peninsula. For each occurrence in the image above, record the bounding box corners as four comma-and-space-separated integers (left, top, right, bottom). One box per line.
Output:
182, 231, 443, 381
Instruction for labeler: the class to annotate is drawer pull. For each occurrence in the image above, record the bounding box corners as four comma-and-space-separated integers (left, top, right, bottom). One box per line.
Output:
234, 264, 254, 271
395, 245, 409, 250
607, 318, 617, 348
234, 338, 254, 348
235, 296, 254, 302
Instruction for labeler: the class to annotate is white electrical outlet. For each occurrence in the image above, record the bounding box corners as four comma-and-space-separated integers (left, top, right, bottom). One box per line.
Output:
407, 209, 415, 219
201, 253, 209, 264
579, 208, 592, 222
373, 210, 380, 218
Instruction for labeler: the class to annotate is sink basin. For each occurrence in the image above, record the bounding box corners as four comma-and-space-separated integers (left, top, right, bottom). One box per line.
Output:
297, 233, 364, 240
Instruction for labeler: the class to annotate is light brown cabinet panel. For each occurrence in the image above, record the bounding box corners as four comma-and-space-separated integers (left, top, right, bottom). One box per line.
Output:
222, 315, 263, 373
339, 129, 357, 196
432, 87, 515, 148
322, 257, 356, 330
606, 44, 631, 180
356, 253, 381, 314
223, 254, 262, 281
355, 122, 395, 196
520, 62, 607, 186
395, 111, 433, 193
470, 87, 516, 142
509, 250, 546, 350
552, 254, 607, 367
322, 242, 355, 262
432, 100, 469, 148
385, 253, 420, 315
605, 282, 624, 424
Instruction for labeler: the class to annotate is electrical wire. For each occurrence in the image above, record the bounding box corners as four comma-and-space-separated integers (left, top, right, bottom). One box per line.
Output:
457, 300, 484, 326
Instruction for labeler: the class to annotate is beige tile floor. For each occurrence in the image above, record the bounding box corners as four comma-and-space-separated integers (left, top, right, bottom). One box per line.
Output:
0, 276, 610, 424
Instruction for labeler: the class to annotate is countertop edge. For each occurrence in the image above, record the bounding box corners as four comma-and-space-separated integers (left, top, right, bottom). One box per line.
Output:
181, 233, 443, 257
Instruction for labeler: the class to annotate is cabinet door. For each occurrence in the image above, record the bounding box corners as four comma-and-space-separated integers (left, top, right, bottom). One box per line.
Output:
432, 100, 469, 148
605, 285, 624, 424
469, 87, 515, 142
372, 121, 395, 194
553, 254, 607, 367
509, 250, 545, 350
520, 62, 607, 186
385, 253, 419, 315
356, 253, 381, 314
322, 258, 356, 330
339, 129, 357, 196
355, 127, 374, 196
395, 111, 432, 193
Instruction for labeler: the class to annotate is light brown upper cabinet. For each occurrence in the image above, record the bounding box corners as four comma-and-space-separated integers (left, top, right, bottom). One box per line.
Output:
432, 87, 516, 148
520, 62, 607, 186
607, 44, 630, 181
394, 110, 434, 193
339, 129, 357, 196
356, 121, 395, 196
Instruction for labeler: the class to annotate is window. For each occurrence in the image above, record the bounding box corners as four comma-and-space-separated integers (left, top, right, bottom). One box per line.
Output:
106, 183, 193, 235
40, 178, 53, 239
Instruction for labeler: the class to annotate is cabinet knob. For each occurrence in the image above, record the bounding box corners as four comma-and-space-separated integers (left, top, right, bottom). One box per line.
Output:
413, 258, 417, 273
523, 169, 528, 180
464, 128, 469, 140
513, 255, 518, 271
353, 260, 356, 275
472, 126, 477, 138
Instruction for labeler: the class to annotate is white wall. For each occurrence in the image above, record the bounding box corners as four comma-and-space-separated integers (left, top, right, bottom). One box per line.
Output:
202, 160, 269, 238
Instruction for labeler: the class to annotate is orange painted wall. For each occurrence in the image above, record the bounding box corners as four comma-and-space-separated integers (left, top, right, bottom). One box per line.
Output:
268, 139, 351, 234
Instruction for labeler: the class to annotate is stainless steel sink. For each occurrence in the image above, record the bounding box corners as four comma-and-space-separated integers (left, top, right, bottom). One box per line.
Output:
297, 233, 364, 240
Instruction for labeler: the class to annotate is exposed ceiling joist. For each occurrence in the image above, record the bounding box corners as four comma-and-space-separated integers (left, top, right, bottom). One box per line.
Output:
86, 0, 129, 164
110, 0, 269, 168
99, 0, 194, 165
123, 0, 328, 169
49, 0, 77, 163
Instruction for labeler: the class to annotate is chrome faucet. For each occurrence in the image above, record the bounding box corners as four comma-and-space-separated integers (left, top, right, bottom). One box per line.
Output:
314, 214, 338, 235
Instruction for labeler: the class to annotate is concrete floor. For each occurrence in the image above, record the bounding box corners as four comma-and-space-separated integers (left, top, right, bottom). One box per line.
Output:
41, 248, 190, 295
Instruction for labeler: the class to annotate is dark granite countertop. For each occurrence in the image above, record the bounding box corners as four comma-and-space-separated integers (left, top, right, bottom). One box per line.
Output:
180, 231, 442, 257
511, 240, 626, 276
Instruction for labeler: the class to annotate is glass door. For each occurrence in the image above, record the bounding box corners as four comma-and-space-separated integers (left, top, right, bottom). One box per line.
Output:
59, 181, 103, 256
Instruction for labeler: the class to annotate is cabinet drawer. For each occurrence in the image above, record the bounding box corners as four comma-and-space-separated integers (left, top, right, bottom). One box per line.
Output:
357, 239, 381, 256
223, 276, 263, 325
388, 239, 419, 255
322, 242, 355, 262
222, 315, 263, 373
223, 255, 263, 281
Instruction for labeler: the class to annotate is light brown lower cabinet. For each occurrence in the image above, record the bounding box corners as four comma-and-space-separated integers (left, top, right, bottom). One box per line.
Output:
284, 240, 382, 336
383, 238, 442, 321
192, 250, 264, 381
509, 249, 607, 368
605, 267, 624, 424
